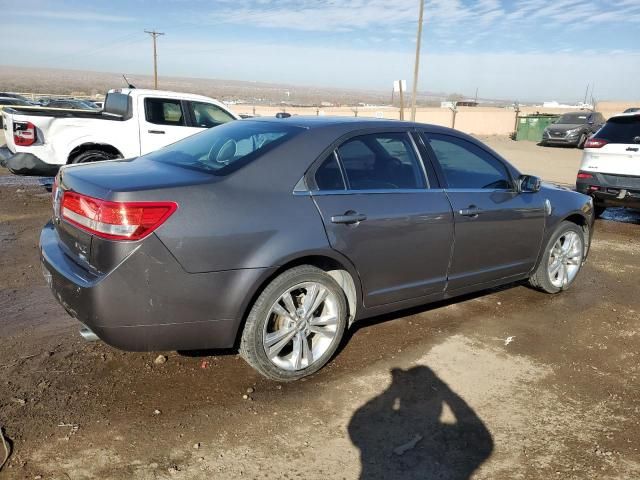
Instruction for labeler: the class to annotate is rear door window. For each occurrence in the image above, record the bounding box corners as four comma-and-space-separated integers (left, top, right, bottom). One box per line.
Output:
188, 101, 235, 128
336, 133, 426, 190
594, 116, 640, 144
146, 120, 303, 175
145, 98, 186, 126
424, 133, 513, 190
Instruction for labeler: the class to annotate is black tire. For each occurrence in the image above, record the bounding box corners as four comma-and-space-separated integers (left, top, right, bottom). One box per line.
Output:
69, 149, 121, 164
528, 221, 585, 294
239, 265, 348, 382
577, 134, 587, 149
593, 204, 606, 218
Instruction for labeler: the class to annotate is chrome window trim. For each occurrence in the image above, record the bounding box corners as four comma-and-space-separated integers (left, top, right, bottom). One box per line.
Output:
444, 188, 516, 193
407, 131, 431, 189
295, 188, 446, 197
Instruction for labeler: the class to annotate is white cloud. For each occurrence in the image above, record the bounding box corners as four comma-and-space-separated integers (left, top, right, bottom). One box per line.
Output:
197, 0, 640, 33
15, 10, 134, 23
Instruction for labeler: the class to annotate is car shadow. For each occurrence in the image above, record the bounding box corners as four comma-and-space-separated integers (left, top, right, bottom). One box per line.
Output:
348, 366, 493, 479
341, 281, 522, 349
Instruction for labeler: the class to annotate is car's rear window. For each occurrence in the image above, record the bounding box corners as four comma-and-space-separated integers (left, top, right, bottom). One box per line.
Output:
594, 116, 640, 144
146, 120, 304, 175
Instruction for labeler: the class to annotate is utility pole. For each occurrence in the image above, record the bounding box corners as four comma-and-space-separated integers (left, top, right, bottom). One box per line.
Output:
410, 0, 425, 121
399, 81, 405, 120
145, 30, 165, 89
583, 83, 589, 104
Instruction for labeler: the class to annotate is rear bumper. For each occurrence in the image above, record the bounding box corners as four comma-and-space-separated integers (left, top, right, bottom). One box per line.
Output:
40, 221, 275, 351
0, 146, 59, 176
576, 172, 640, 210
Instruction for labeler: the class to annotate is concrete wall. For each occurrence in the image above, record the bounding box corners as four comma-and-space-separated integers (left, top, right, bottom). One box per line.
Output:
237, 101, 638, 136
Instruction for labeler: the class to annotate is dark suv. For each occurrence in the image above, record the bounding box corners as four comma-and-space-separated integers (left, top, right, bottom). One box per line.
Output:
541, 111, 605, 148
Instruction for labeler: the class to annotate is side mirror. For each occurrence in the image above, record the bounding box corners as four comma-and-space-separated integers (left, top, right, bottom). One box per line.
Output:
518, 175, 541, 193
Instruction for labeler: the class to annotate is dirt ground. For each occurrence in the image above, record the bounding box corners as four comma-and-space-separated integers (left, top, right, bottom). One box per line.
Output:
0, 138, 639, 480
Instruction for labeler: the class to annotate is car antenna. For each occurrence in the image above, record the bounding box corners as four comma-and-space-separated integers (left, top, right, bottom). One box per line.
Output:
122, 74, 136, 89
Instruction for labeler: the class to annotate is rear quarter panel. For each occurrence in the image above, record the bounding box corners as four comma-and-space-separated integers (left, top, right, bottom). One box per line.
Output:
50, 117, 139, 163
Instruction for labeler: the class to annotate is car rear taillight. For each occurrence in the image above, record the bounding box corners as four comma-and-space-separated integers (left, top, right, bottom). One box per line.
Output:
577, 172, 593, 179
584, 138, 608, 149
13, 121, 37, 146
60, 191, 177, 241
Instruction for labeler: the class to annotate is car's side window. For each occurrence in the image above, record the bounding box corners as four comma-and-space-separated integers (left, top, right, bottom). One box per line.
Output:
315, 152, 346, 191
336, 133, 426, 190
145, 98, 186, 126
424, 134, 512, 190
188, 101, 235, 128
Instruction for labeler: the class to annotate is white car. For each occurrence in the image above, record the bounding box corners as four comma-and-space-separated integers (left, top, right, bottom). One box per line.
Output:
0, 88, 239, 175
576, 112, 640, 216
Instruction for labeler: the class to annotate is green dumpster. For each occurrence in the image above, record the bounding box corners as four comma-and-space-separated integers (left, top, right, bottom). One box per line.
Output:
516, 114, 560, 142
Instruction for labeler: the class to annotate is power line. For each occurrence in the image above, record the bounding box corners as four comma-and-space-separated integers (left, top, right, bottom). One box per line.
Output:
144, 30, 165, 89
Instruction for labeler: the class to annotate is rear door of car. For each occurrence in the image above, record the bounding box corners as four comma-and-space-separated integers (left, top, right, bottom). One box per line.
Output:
583, 115, 640, 177
419, 131, 545, 291
138, 96, 191, 155
309, 129, 454, 308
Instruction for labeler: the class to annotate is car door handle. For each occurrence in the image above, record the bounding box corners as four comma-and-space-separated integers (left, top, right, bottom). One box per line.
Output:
331, 212, 367, 224
459, 205, 481, 218
148, 129, 165, 134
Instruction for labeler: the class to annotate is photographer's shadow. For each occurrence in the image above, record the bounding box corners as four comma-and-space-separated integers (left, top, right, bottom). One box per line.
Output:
348, 366, 493, 480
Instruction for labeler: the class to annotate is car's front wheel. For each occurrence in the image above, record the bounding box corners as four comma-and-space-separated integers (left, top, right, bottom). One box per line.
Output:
239, 265, 348, 381
528, 221, 585, 293
594, 204, 606, 218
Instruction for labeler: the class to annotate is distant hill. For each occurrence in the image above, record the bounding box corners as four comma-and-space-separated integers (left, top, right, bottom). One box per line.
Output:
0, 65, 448, 106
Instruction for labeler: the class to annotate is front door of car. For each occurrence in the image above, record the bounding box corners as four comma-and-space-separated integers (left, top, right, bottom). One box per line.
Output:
138, 97, 191, 155
420, 132, 546, 291
309, 132, 454, 308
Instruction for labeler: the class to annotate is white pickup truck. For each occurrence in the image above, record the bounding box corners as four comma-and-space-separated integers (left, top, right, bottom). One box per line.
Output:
0, 88, 239, 175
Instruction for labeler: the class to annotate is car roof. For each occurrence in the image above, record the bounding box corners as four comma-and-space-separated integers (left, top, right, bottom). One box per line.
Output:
609, 111, 640, 120
245, 115, 453, 132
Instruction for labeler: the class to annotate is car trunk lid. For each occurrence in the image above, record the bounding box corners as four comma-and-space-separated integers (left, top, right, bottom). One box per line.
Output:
54, 156, 218, 272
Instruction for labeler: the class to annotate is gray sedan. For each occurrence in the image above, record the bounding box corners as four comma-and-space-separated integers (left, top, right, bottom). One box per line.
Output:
41, 117, 595, 381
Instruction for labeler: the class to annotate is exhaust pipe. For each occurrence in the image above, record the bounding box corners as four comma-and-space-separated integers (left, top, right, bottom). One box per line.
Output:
79, 325, 99, 342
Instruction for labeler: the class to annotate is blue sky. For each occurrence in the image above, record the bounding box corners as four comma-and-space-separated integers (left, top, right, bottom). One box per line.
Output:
1, 0, 639, 101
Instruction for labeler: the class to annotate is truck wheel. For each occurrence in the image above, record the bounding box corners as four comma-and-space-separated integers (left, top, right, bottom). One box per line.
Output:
528, 221, 585, 294
239, 265, 348, 382
70, 149, 121, 164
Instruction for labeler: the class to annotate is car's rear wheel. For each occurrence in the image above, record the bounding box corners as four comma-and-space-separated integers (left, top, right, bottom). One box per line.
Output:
577, 133, 587, 149
239, 265, 347, 381
70, 149, 121, 164
528, 221, 585, 293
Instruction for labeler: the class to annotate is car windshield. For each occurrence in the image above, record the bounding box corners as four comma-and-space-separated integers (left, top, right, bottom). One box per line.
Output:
556, 113, 590, 124
146, 120, 305, 175
593, 116, 640, 144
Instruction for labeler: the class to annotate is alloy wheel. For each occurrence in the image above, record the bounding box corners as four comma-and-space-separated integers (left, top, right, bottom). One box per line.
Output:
262, 282, 339, 371
547, 231, 583, 288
